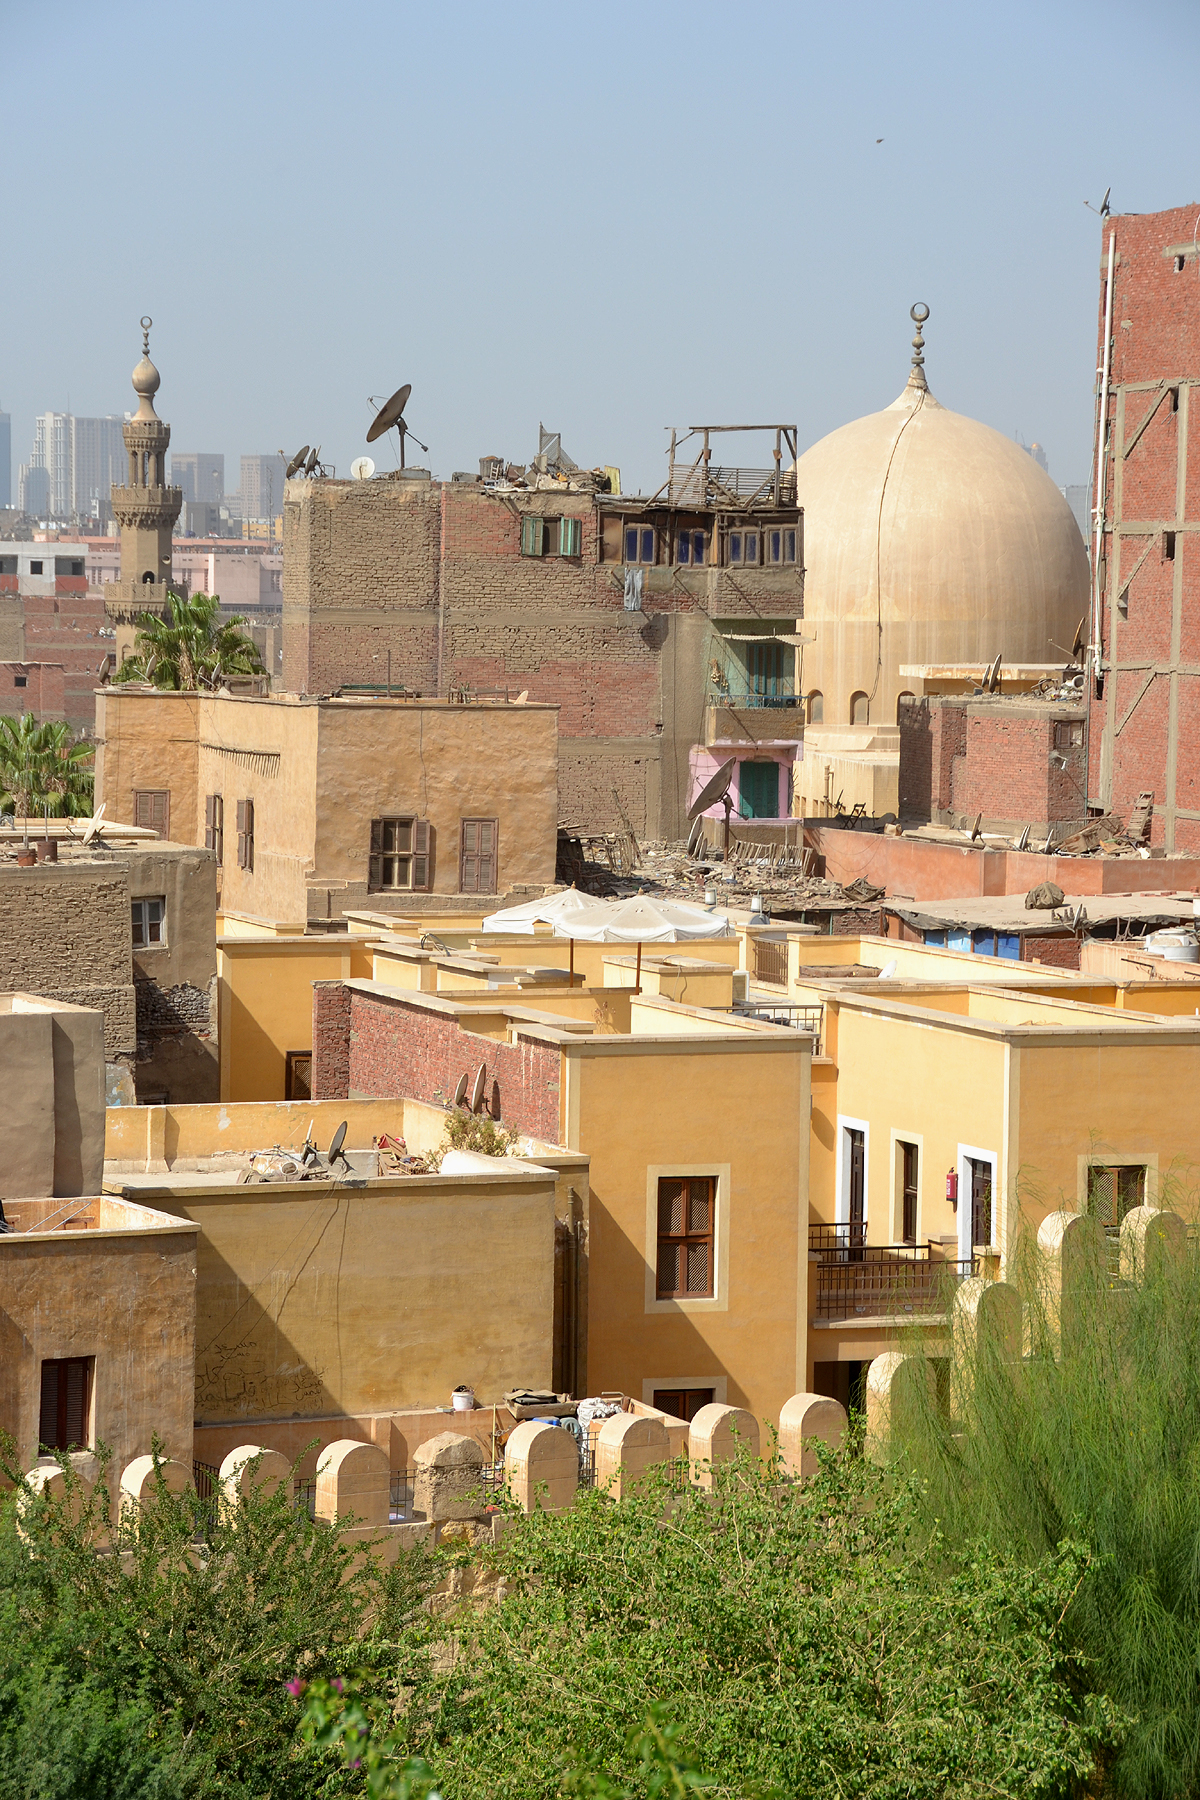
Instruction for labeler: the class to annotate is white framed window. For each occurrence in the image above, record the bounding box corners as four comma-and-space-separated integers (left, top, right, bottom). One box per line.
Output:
644, 1163, 730, 1314
956, 1143, 997, 1259
131, 896, 166, 948
836, 1115, 870, 1234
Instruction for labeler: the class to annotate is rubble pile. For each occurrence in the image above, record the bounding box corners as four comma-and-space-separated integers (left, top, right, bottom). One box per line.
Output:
560, 838, 884, 917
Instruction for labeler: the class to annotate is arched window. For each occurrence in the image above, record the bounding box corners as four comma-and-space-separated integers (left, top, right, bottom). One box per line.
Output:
141, 570, 156, 584
896, 691, 916, 722
850, 691, 869, 725
806, 690, 823, 724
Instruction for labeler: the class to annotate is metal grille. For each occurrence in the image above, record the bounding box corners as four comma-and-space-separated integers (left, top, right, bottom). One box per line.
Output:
192, 1459, 220, 1500
753, 938, 788, 986
811, 1241, 976, 1322
732, 1000, 821, 1051
294, 1477, 317, 1520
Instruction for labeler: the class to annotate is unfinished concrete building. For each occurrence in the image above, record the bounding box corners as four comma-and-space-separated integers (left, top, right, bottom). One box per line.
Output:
281, 426, 805, 840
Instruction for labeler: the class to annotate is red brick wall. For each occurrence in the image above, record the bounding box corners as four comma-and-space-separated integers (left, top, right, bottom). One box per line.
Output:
0, 663, 65, 722
1090, 205, 1200, 852
312, 980, 351, 1099
1022, 933, 1080, 970
312, 980, 563, 1142
916, 698, 1086, 828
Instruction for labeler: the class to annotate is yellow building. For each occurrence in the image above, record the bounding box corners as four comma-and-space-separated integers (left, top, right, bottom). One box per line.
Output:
94, 688, 560, 927
310, 973, 811, 1426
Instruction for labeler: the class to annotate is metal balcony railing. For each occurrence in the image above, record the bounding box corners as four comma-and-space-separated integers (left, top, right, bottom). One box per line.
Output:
707, 681, 799, 711
733, 1000, 821, 1050
808, 1225, 975, 1321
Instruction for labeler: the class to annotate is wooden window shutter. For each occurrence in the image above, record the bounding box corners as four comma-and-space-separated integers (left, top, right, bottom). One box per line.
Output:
459, 818, 497, 893
236, 799, 254, 870
478, 818, 496, 890
521, 514, 545, 556
134, 789, 169, 836
558, 516, 581, 557
412, 818, 431, 890
369, 817, 383, 890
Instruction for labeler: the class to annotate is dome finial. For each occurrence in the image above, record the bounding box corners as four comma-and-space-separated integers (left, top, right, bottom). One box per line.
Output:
130, 315, 162, 421
908, 302, 930, 391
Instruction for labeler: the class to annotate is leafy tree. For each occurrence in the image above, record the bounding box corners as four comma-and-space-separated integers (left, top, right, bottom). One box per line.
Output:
0, 1444, 434, 1799
898, 1193, 1200, 1800
0, 715, 94, 818
114, 590, 264, 691
301, 1449, 1120, 1800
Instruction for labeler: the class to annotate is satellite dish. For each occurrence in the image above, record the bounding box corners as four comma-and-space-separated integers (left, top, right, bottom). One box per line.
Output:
367, 383, 412, 444
285, 446, 310, 480
687, 758, 736, 822
970, 813, 983, 841
470, 1064, 487, 1114
350, 456, 375, 481
453, 1071, 469, 1108
303, 446, 321, 477
878, 958, 898, 980
327, 1120, 349, 1168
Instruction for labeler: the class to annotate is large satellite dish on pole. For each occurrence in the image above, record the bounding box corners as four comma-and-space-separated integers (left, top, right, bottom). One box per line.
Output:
687, 758, 737, 859
366, 383, 428, 470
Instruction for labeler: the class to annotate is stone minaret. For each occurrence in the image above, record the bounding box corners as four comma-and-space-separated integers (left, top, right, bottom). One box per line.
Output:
107, 317, 182, 630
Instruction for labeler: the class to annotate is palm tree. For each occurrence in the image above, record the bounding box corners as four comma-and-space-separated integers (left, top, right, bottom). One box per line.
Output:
114, 590, 264, 691
0, 715, 94, 818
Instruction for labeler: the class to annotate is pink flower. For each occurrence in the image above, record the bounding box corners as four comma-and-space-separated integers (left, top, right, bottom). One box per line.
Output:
331, 1678, 344, 1694
285, 1678, 306, 1698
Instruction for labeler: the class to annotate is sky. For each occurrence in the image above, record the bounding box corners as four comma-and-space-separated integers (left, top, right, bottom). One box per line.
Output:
3, 0, 1200, 500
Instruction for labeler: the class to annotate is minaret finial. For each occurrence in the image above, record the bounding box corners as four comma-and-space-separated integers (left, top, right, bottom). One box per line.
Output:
141, 315, 152, 357
909, 302, 930, 390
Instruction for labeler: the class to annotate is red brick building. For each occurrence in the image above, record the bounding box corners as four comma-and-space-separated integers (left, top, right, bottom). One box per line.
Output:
0, 548, 109, 734
1089, 203, 1200, 850
900, 694, 1088, 835
281, 435, 804, 839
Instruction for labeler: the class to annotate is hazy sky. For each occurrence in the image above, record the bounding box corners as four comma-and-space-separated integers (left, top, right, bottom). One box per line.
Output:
4, 0, 1200, 498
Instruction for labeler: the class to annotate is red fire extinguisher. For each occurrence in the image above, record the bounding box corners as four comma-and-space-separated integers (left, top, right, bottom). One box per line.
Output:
946, 1168, 959, 1207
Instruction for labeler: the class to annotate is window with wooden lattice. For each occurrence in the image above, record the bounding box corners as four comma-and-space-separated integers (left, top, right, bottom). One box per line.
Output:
1087, 1163, 1146, 1228
369, 817, 431, 891
656, 1176, 715, 1299
39, 1356, 92, 1452
236, 798, 254, 870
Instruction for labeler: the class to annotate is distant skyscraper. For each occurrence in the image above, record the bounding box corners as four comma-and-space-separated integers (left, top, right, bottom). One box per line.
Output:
172, 452, 224, 504
0, 405, 10, 508
18, 463, 50, 516
1059, 482, 1091, 544
28, 411, 125, 523
240, 453, 286, 522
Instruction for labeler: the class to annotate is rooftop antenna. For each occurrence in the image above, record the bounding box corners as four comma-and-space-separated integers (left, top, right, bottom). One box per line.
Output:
687, 757, 737, 862
303, 445, 322, 477
1085, 186, 1112, 217
367, 383, 427, 469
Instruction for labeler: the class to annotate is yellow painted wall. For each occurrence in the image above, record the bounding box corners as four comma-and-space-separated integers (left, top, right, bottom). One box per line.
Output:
200, 699, 319, 924
217, 936, 374, 1100
564, 1033, 809, 1426
148, 1170, 557, 1421
826, 1003, 1008, 1249
94, 690, 201, 843
1014, 1038, 1200, 1222
105, 1097, 412, 1169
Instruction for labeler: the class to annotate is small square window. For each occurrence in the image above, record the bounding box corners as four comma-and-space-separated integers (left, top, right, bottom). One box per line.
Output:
13, 676, 26, 689
1164, 530, 1176, 561
29, 560, 43, 575
1054, 719, 1084, 749
132, 896, 166, 947
369, 816, 431, 891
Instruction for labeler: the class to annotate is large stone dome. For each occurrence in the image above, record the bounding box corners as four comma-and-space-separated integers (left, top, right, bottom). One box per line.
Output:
794, 367, 1089, 729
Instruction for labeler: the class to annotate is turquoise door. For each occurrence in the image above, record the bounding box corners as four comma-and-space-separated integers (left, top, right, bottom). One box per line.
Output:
739, 760, 780, 818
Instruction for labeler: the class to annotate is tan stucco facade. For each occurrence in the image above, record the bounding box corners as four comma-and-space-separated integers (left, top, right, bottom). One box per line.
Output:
95, 689, 559, 924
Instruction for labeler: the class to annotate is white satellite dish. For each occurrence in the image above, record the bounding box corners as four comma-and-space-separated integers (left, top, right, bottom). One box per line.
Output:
878, 957, 898, 980
350, 456, 376, 481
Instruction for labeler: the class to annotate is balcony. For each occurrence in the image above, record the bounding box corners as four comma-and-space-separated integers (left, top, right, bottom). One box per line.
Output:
809, 1223, 976, 1322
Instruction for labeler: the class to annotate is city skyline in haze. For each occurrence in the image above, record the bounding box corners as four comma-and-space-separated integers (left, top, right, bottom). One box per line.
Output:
4, 0, 1200, 502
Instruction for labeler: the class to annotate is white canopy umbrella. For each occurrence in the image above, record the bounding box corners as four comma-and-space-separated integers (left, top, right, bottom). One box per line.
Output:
550, 893, 734, 990
480, 887, 606, 935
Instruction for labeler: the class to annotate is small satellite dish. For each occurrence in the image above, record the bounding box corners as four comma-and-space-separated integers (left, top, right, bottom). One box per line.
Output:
303, 445, 321, 477
350, 456, 375, 481
1014, 824, 1031, 852
328, 1120, 349, 1168
367, 383, 412, 444
470, 1064, 487, 1114
81, 803, 106, 846
453, 1072, 469, 1108
970, 813, 983, 841
878, 958, 898, 980
285, 446, 310, 480
687, 758, 737, 822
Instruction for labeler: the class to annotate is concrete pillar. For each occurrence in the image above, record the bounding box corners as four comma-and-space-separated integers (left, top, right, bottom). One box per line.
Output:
218, 1444, 292, 1520
119, 1454, 190, 1529
315, 1439, 389, 1530
1037, 1209, 1106, 1357
864, 1352, 934, 1464
778, 1392, 848, 1479
505, 1421, 578, 1513
594, 1412, 669, 1499
1120, 1205, 1187, 1284
950, 1276, 1022, 1418
411, 1431, 485, 1523
687, 1403, 760, 1490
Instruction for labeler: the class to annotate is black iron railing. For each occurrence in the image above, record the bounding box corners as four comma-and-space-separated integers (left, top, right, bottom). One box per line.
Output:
809, 1230, 976, 1321
732, 1000, 821, 1050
